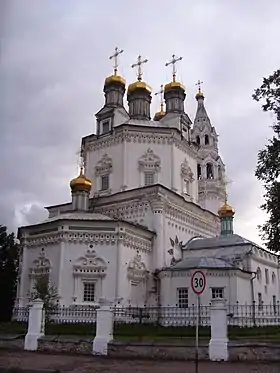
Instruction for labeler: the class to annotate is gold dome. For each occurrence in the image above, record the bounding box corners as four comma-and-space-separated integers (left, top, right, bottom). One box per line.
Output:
218, 203, 235, 218
127, 81, 152, 95
195, 91, 204, 99
164, 81, 185, 93
153, 109, 166, 121
104, 74, 126, 87
70, 169, 92, 193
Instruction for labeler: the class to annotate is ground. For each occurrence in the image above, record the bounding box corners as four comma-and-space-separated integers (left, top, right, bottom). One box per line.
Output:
0, 351, 279, 373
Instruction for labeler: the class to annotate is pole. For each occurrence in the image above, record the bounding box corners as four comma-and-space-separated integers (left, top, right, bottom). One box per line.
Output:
195, 295, 200, 373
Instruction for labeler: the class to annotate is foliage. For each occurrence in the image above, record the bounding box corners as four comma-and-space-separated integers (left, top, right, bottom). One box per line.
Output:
0, 225, 19, 321
28, 275, 60, 314
252, 69, 280, 252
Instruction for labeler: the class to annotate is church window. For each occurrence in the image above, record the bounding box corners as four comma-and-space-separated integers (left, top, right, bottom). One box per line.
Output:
265, 268, 269, 284
197, 164, 202, 180
83, 282, 95, 303
256, 267, 262, 282
196, 135, 200, 145
205, 134, 209, 145
272, 272, 276, 284
211, 287, 224, 299
100, 174, 109, 190
101, 120, 110, 134
144, 172, 155, 186
206, 163, 214, 179
177, 288, 188, 308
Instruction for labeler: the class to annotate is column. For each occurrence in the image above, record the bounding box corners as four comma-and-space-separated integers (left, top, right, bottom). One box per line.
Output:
92, 298, 114, 355
24, 299, 45, 351
209, 299, 228, 361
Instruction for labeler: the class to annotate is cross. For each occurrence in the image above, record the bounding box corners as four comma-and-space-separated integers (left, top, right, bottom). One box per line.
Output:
196, 79, 204, 94
131, 55, 148, 82
75, 148, 85, 173
222, 176, 233, 203
109, 47, 124, 76
165, 54, 183, 82
155, 84, 164, 111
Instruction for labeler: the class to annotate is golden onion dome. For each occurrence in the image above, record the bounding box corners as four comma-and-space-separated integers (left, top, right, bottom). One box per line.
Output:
164, 81, 185, 94
127, 81, 152, 95
70, 169, 92, 193
153, 109, 166, 121
104, 74, 126, 87
218, 203, 235, 218
195, 90, 204, 100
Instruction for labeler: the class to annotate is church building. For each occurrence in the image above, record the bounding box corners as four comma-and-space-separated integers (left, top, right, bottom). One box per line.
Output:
16, 48, 280, 309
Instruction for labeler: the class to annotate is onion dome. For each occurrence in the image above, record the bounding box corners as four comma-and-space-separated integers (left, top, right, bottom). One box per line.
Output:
153, 109, 166, 121
195, 89, 204, 100
218, 202, 235, 218
104, 74, 126, 88
127, 81, 152, 95
164, 81, 185, 94
70, 168, 92, 193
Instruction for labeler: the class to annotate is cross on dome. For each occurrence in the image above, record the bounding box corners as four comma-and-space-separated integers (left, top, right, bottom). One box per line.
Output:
196, 79, 204, 94
109, 46, 124, 76
131, 55, 148, 82
165, 54, 183, 82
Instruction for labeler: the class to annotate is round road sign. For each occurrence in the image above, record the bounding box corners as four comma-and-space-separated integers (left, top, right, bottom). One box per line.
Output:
191, 270, 206, 295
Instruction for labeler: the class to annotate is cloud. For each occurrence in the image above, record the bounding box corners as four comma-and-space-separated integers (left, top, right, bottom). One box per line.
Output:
1, 0, 279, 247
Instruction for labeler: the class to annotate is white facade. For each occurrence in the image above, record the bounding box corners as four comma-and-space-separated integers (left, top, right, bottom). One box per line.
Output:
16, 74, 280, 310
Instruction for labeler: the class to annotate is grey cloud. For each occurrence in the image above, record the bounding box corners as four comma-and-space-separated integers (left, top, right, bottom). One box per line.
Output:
1, 0, 280, 246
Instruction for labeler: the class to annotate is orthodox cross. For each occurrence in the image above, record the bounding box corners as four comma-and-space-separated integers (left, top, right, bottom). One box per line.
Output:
75, 148, 85, 173
165, 54, 183, 82
196, 79, 204, 94
131, 55, 148, 81
222, 176, 233, 203
109, 46, 124, 76
155, 84, 164, 111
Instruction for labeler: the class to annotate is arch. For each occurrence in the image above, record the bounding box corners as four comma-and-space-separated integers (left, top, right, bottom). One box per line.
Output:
197, 164, 202, 180
204, 134, 209, 145
272, 272, 276, 284
256, 267, 262, 282
196, 135, 200, 145
73, 249, 107, 278
206, 163, 214, 179
29, 248, 51, 278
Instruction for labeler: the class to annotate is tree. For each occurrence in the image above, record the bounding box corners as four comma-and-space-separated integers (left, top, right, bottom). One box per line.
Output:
252, 69, 280, 252
0, 225, 19, 321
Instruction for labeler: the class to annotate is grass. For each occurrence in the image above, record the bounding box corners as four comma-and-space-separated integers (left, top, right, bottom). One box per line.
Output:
1, 322, 280, 342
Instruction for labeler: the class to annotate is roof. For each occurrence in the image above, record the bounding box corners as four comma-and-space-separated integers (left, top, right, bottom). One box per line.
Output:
183, 234, 252, 250
44, 212, 114, 223
168, 256, 235, 270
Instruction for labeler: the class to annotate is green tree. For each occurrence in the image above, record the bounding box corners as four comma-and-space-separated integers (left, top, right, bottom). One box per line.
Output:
252, 69, 280, 252
0, 225, 19, 321
28, 275, 60, 314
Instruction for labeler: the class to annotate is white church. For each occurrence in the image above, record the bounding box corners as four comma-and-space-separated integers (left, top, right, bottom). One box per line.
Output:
16, 49, 280, 310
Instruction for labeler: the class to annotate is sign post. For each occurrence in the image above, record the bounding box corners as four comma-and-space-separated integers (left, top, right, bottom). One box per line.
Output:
191, 270, 206, 373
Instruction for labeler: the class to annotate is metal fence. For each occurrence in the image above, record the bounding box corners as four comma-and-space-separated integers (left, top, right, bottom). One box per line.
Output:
12, 302, 280, 328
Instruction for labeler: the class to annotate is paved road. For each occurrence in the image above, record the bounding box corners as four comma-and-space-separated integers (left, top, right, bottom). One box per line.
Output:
0, 351, 279, 373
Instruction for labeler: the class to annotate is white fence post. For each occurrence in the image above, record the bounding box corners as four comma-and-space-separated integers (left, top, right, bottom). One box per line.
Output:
209, 299, 228, 361
24, 299, 45, 351
92, 298, 114, 356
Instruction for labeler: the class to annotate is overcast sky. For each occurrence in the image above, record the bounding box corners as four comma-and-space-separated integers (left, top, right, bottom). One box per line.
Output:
1, 0, 279, 245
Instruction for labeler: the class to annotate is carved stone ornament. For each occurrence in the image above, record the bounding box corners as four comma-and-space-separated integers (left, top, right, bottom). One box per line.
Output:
29, 248, 51, 278
181, 158, 194, 181
168, 236, 183, 263
95, 153, 113, 176
73, 249, 107, 278
127, 252, 147, 282
138, 148, 161, 172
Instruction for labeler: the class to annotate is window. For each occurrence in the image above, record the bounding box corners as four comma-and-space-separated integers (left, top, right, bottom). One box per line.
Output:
205, 134, 209, 145
101, 120, 110, 134
218, 166, 222, 180
272, 272, 276, 284
206, 163, 214, 179
211, 287, 224, 299
196, 135, 200, 145
83, 282, 95, 302
265, 268, 269, 284
197, 164, 202, 180
256, 267, 262, 282
144, 172, 155, 186
177, 288, 188, 308
100, 174, 109, 190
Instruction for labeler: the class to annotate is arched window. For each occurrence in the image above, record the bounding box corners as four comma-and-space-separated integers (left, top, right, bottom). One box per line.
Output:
196, 135, 200, 145
205, 134, 209, 145
197, 164, 201, 180
206, 163, 214, 179
218, 166, 222, 180
256, 267, 262, 282
272, 272, 276, 284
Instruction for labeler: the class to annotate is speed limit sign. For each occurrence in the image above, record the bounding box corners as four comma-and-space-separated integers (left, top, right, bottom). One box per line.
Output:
191, 270, 206, 295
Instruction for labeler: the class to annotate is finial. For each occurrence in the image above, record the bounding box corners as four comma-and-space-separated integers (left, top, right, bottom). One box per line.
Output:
109, 47, 124, 76
76, 148, 85, 175
132, 55, 148, 82
155, 84, 164, 111
165, 54, 183, 82
222, 176, 233, 204
196, 79, 204, 94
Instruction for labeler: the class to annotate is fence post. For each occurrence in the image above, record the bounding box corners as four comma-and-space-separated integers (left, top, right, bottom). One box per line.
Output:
92, 297, 114, 356
24, 299, 44, 351
209, 299, 228, 361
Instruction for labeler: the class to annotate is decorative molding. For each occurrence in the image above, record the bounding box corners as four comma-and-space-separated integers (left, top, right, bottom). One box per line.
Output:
95, 153, 113, 176
168, 236, 183, 263
29, 248, 51, 278
138, 148, 161, 172
73, 249, 107, 278
180, 158, 194, 181
127, 252, 147, 282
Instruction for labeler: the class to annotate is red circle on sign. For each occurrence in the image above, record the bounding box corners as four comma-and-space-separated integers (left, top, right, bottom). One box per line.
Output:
191, 270, 206, 295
